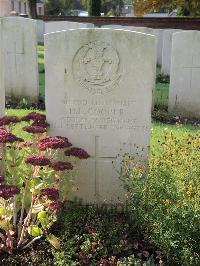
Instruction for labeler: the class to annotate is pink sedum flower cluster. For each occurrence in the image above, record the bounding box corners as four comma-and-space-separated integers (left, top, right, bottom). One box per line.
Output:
0, 116, 21, 126
40, 188, 63, 212
31, 120, 50, 128
51, 161, 73, 171
48, 200, 63, 211
40, 188, 59, 201
65, 147, 90, 159
21, 112, 46, 122
25, 154, 51, 166
0, 184, 20, 200
0, 127, 23, 144
23, 125, 47, 134
38, 136, 72, 150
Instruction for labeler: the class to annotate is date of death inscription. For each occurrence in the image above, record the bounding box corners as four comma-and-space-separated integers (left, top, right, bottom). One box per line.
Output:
52, 98, 148, 131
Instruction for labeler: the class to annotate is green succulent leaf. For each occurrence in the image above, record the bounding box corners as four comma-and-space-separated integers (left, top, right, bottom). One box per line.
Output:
38, 211, 47, 219
28, 225, 43, 237
0, 220, 9, 231
38, 211, 48, 228
0, 207, 5, 216
46, 234, 60, 249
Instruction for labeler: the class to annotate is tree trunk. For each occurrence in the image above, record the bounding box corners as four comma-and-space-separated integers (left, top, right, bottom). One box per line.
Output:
88, 0, 101, 16
28, 0, 37, 19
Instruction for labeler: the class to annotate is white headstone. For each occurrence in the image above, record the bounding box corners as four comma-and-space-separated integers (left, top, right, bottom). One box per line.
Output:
2, 17, 39, 101
45, 21, 94, 34
161, 29, 182, 76
102, 25, 162, 65
101, 24, 124, 29
156, 29, 165, 66
37, 19, 45, 43
127, 27, 163, 67
0, 20, 5, 116
45, 29, 156, 204
169, 31, 200, 119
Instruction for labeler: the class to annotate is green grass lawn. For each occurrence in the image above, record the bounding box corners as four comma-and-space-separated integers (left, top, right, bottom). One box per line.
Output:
37, 45, 170, 108
155, 82, 169, 109
38, 45, 45, 97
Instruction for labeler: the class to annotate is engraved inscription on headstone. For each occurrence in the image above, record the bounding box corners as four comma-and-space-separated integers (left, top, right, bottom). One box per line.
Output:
57, 97, 139, 131
73, 41, 121, 95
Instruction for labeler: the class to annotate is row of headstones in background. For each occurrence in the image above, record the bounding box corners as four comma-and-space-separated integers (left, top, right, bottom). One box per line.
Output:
1, 17, 39, 102
101, 25, 164, 66
36, 22, 187, 76
1, 17, 94, 102
37, 20, 45, 43
36, 20, 95, 43
161, 29, 182, 76
45, 29, 156, 204
169, 31, 200, 118
0, 20, 5, 116
36, 22, 163, 67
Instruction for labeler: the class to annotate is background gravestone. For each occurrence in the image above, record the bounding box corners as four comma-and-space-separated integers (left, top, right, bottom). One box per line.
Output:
161, 29, 182, 76
0, 20, 5, 173
169, 31, 200, 119
0, 20, 5, 116
102, 25, 162, 66
45, 29, 156, 204
45, 21, 94, 34
126, 27, 161, 66
156, 29, 165, 66
2, 17, 39, 102
101, 24, 123, 29
37, 19, 45, 44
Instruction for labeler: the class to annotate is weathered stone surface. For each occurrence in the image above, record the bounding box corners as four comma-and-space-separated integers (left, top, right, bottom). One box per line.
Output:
0, 20, 5, 116
45, 29, 156, 204
101, 24, 124, 29
2, 17, 39, 101
102, 25, 162, 65
161, 29, 182, 76
45, 21, 94, 34
156, 29, 165, 66
37, 19, 45, 43
169, 31, 200, 118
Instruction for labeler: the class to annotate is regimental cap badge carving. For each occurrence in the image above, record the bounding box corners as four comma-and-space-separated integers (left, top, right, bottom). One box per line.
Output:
73, 41, 121, 95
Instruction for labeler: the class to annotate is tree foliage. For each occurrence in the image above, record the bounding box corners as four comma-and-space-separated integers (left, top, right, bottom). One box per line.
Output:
44, 0, 72, 15
134, 0, 200, 16
102, 0, 124, 16
82, 0, 124, 16
44, 0, 126, 16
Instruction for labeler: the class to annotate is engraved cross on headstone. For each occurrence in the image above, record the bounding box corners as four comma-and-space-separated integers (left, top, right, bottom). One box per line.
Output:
7, 41, 24, 70
183, 55, 200, 89
92, 136, 116, 201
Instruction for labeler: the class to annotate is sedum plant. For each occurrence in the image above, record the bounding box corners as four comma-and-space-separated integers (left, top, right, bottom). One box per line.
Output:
0, 112, 89, 253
